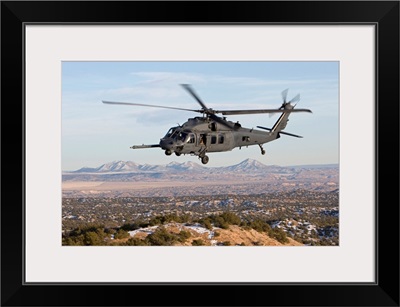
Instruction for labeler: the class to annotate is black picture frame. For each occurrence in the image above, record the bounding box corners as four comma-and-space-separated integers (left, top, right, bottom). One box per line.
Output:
1, 1, 399, 306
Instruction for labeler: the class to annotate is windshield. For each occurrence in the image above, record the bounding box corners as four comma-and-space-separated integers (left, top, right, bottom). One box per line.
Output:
165, 127, 178, 138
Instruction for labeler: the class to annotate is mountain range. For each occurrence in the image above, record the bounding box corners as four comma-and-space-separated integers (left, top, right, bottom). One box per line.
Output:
66, 159, 338, 174
62, 159, 339, 197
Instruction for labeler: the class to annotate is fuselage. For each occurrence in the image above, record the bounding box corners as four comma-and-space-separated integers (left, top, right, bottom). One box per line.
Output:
159, 117, 278, 155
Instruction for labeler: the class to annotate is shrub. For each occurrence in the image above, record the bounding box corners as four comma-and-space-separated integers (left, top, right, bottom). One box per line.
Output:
84, 231, 103, 246
192, 239, 205, 246
114, 229, 130, 240
249, 219, 271, 233
177, 230, 191, 243
201, 218, 213, 230
120, 223, 140, 231
125, 237, 149, 246
271, 228, 289, 244
212, 216, 229, 229
146, 227, 178, 246
220, 212, 241, 225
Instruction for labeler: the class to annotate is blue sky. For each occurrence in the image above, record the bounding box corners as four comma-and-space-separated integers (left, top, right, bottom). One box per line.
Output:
62, 61, 338, 171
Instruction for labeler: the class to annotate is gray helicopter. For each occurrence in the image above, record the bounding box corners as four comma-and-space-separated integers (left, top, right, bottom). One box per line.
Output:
103, 84, 312, 165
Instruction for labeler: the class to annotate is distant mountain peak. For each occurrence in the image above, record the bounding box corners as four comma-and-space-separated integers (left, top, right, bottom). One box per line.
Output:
73, 160, 139, 173
167, 161, 181, 166
182, 161, 202, 167
239, 158, 266, 166
165, 160, 204, 171
225, 158, 269, 172
96, 161, 138, 172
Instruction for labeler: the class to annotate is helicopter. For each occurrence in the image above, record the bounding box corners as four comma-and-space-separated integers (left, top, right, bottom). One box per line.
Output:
102, 84, 312, 165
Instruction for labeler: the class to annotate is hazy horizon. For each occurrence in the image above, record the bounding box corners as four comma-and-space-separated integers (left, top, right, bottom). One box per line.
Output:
62, 158, 339, 172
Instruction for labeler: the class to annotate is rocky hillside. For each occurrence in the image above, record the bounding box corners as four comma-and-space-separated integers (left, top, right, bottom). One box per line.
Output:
120, 223, 303, 246
63, 212, 305, 246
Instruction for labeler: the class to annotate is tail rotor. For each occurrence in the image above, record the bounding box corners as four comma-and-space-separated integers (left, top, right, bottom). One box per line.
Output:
270, 88, 300, 118
279, 88, 300, 110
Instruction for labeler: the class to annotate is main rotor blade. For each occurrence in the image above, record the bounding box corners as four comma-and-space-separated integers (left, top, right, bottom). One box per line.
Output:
209, 114, 235, 130
180, 84, 209, 111
102, 100, 202, 113
217, 108, 312, 115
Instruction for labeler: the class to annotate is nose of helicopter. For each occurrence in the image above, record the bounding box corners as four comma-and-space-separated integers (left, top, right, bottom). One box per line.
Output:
160, 138, 174, 150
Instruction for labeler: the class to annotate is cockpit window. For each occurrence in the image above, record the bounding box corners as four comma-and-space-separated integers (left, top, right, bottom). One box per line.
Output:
165, 128, 174, 138
165, 127, 178, 138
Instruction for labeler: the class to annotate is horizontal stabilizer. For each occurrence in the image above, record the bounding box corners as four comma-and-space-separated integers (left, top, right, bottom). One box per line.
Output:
130, 144, 161, 149
256, 126, 272, 131
279, 131, 303, 138
257, 126, 303, 138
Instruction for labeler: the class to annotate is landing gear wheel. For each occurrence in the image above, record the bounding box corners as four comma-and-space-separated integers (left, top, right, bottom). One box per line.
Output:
201, 155, 209, 165
175, 152, 181, 156
165, 150, 172, 156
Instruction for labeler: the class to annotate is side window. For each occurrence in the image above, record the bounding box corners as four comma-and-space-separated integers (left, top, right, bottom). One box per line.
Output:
188, 134, 195, 144
218, 134, 224, 144
199, 134, 206, 145
211, 135, 217, 144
